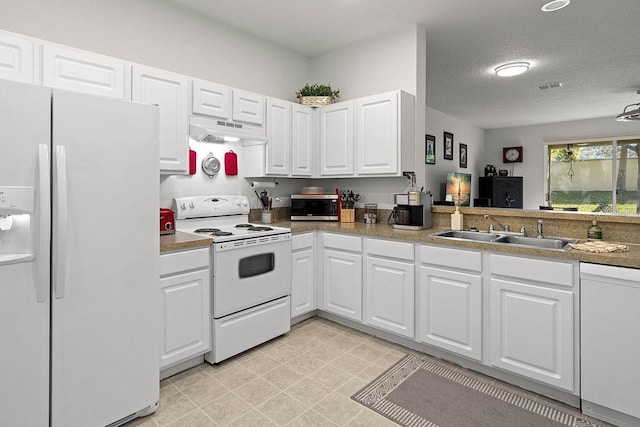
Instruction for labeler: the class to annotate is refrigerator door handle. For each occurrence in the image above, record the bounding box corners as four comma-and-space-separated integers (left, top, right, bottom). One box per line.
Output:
35, 144, 51, 303
54, 145, 68, 299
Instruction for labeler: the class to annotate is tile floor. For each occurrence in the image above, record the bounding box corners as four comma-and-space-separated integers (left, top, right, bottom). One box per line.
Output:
124, 317, 607, 427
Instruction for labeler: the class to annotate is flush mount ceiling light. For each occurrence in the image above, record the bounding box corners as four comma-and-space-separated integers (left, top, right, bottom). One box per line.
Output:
495, 62, 530, 77
615, 90, 640, 122
541, 0, 571, 12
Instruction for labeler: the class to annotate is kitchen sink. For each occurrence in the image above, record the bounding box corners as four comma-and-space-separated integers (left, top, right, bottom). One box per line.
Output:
429, 230, 501, 242
494, 235, 577, 250
430, 229, 577, 251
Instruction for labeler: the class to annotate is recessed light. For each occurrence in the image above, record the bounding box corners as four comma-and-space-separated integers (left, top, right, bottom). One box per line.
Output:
541, 0, 571, 12
495, 62, 530, 77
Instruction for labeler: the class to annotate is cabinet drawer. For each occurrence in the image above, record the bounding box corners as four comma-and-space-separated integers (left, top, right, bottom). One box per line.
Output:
323, 232, 361, 252
491, 254, 574, 287
292, 232, 314, 251
420, 245, 482, 272
367, 238, 414, 261
160, 247, 209, 276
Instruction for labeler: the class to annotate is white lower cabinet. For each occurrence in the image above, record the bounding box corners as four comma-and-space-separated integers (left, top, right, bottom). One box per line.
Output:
489, 254, 576, 392
159, 247, 211, 369
417, 245, 482, 361
364, 238, 415, 338
291, 232, 316, 318
321, 233, 362, 321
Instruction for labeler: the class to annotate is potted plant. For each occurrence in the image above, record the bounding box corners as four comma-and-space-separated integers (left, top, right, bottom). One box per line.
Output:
296, 83, 340, 107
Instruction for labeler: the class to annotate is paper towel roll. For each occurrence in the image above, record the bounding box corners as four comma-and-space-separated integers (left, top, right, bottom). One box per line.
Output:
250, 181, 276, 189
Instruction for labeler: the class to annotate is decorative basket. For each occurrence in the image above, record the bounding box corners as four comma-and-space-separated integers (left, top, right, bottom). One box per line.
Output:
297, 96, 335, 107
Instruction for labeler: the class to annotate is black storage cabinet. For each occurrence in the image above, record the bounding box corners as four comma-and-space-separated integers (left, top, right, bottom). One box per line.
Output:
478, 177, 523, 208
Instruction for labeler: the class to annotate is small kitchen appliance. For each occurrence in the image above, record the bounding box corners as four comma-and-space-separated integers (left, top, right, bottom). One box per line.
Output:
390, 191, 433, 230
291, 193, 339, 221
173, 195, 291, 364
160, 208, 175, 235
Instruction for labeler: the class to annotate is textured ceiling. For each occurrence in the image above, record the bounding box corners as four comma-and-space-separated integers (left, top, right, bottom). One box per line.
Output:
168, 0, 640, 129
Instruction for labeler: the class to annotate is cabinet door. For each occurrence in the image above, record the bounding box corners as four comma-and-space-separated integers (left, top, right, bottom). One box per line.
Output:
159, 268, 211, 368
192, 78, 230, 119
232, 89, 265, 125
322, 249, 362, 321
265, 98, 291, 175
42, 44, 128, 99
355, 92, 398, 175
291, 248, 316, 317
320, 101, 354, 176
490, 278, 573, 390
0, 31, 35, 83
291, 104, 314, 176
132, 65, 189, 174
418, 266, 482, 360
365, 256, 414, 338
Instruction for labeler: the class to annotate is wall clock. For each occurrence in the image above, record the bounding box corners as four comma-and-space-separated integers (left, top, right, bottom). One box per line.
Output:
503, 146, 523, 163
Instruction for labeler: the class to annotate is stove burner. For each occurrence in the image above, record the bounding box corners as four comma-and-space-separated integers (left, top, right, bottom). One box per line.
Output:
247, 226, 273, 232
211, 231, 233, 237
234, 224, 254, 228
194, 228, 221, 233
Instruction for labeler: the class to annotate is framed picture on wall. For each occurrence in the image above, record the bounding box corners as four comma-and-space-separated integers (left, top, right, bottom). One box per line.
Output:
460, 143, 468, 168
443, 131, 454, 160
425, 134, 436, 164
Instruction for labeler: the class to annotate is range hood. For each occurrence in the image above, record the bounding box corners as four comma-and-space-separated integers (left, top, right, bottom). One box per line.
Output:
189, 114, 267, 142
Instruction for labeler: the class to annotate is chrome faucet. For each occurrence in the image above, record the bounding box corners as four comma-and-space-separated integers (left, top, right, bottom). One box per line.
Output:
484, 214, 509, 232
536, 219, 543, 238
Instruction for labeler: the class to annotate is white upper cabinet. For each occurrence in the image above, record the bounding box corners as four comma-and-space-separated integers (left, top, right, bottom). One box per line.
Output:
233, 89, 265, 125
192, 79, 230, 119
132, 65, 189, 174
319, 101, 354, 176
291, 104, 315, 177
355, 90, 414, 176
265, 98, 291, 175
0, 31, 36, 84
42, 44, 129, 99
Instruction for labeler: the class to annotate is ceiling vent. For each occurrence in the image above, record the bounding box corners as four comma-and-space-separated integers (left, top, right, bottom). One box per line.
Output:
537, 82, 564, 91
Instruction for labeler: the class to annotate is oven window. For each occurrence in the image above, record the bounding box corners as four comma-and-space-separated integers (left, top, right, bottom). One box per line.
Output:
239, 253, 275, 278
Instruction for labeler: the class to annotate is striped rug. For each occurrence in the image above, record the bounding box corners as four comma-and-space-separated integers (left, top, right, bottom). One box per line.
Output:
352, 355, 600, 427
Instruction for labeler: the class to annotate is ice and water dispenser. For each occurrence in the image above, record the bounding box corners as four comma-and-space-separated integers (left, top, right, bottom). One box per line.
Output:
0, 187, 37, 266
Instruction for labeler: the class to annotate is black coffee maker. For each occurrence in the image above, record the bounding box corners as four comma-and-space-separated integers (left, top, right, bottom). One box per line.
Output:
389, 192, 433, 230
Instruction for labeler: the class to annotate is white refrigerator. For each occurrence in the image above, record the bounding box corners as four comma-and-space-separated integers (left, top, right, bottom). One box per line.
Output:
0, 80, 160, 427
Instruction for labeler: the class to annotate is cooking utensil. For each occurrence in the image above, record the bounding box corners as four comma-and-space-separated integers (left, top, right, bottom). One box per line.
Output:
201, 153, 220, 178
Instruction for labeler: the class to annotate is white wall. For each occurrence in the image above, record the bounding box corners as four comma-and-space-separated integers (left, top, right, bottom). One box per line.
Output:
0, 0, 309, 99
484, 118, 640, 209
308, 24, 428, 202
426, 107, 485, 201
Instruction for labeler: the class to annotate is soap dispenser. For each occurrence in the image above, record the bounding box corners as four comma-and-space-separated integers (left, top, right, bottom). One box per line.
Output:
587, 218, 602, 241
451, 206, 463, 230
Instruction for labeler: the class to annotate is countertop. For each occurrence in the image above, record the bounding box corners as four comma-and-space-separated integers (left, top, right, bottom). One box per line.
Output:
160, 231, 212, 253
161, 222, 640, 269
283, 220, 640, 269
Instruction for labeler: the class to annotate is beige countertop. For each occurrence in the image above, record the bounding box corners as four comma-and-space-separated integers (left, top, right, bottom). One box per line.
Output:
160, 221, 639, 269
160, 231, 212, 253
282, 220, 640, 269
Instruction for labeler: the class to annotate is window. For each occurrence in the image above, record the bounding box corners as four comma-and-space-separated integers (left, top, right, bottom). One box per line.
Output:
546, 137, 640, 214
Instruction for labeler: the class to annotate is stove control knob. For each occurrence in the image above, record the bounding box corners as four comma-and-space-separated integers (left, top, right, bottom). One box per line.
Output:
241, 200, 248, 206
235, 200, 241, 206
189, 201, 195, 208
180, 202, 186, 210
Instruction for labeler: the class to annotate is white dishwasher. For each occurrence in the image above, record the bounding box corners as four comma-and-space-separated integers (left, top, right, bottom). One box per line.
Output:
580, 262, 640, 427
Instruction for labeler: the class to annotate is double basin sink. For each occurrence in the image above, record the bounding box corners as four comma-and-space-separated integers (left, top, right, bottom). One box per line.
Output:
430, 229, 578, 251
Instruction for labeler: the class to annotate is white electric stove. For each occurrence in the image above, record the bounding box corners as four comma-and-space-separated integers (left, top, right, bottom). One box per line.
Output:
172, 195, 292, 363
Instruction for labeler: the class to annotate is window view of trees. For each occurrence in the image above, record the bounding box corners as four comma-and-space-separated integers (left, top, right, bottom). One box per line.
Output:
548, 138, 640, 214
